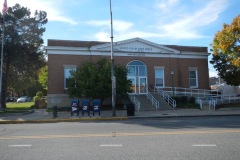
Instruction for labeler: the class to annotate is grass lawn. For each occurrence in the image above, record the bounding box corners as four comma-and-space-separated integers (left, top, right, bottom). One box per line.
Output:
0, 102, 34, 113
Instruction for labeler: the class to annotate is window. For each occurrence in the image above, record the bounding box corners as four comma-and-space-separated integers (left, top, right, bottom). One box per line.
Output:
189, 68, 198, 88
127, 60, 147, 77
155, 67, 164, 87
64, 65, 76, 89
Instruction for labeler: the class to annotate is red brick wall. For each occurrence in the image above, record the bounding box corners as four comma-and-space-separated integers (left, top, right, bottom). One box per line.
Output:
48, 54, 210, 94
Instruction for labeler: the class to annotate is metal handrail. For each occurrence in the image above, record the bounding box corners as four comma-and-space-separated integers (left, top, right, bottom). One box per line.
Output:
146, 92, 159, 110
195, 98, 203, 110
127, 93, 140, 111
156, 88, 176, 109
157, 86, 221, 98
209, 99, 216, 110
221, 94, 240, 103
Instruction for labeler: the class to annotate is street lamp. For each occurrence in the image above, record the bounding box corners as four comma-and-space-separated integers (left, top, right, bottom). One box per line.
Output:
171, 71, 174, 97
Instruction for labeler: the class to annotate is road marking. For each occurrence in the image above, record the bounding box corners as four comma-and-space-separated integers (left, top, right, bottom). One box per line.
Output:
8, 145, 32, 147
0, 129, 240, 140
192, 144, 217, 147
100, 144, 122, 147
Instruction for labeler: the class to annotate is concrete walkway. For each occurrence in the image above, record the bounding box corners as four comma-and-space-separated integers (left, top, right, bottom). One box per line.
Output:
0, 107, 240, 124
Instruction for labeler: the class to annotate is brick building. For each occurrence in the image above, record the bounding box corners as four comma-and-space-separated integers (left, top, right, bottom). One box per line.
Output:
45, 38, 210, 108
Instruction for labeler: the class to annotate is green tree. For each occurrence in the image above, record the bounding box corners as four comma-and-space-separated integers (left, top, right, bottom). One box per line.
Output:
0, 4, 47, 108
210, 15, 240, 85
67, 58, 131, 102
38, 65, 48, 90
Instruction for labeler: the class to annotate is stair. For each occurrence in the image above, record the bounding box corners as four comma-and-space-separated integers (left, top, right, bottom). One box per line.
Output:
134, 95, 156, 111
151, 92, 173, 110
134, 94, 173, 111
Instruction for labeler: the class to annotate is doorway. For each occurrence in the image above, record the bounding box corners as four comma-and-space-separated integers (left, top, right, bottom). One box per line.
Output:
127, 60, 147, 94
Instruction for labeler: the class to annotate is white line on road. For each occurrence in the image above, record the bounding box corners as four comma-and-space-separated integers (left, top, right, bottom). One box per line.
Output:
8, 145, 32, 147
100, 144, 122, 147
192, 144, 217, 147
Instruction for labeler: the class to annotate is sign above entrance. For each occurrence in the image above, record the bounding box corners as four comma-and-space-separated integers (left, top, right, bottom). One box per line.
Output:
91, 38, 180, 54
118, 46, 153, 52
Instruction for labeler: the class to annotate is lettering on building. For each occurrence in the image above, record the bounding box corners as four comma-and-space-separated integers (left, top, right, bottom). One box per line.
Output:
118, 46, 153, 52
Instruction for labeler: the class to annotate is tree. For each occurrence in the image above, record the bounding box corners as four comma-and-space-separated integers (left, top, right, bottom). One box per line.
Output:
67, 58, 131, 102
0, 4, 47, 108
210, 15, 240, 85
38, 65, 48, 90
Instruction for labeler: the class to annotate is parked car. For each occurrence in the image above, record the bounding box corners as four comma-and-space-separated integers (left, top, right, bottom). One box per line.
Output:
17, 96, 31, 103
6, 96, 17, 102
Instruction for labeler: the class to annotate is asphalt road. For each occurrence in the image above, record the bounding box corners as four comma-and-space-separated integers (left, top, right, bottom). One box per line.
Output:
0, 116, 240, 160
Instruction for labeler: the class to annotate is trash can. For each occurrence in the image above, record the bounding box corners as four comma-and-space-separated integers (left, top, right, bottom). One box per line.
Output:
127, 103, 135, 116
53, 106, 58, 118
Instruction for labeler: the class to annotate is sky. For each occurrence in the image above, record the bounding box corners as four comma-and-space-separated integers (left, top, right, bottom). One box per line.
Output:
6, 0, 240, 77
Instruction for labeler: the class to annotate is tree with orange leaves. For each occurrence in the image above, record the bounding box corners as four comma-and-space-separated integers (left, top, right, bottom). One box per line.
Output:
210, 15, 240, 85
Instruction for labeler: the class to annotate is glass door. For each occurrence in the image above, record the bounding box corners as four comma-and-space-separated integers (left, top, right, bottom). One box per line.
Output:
139, 77, 147, 94
129, 77, 136, 93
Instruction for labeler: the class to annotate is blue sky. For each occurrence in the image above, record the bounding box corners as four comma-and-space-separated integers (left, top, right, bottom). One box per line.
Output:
7, 0, 240, 77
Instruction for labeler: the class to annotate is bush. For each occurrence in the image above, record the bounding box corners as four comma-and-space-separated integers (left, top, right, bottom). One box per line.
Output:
36, 91, 44, 98
188, 96, 195, 103
34, 91, 46, 109
174, 96, 198, 109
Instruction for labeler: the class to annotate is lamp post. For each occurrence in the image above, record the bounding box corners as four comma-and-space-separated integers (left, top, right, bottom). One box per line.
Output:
171, 71, 174, 97
110, 0, 116, 117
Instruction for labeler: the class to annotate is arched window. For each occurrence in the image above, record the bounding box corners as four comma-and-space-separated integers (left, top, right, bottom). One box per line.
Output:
127, 60, 147, 77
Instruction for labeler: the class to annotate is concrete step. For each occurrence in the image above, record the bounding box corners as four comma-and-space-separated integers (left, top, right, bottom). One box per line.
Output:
135, 95, 156, 111
134, 94, 173, 111
151, 92, 174, 110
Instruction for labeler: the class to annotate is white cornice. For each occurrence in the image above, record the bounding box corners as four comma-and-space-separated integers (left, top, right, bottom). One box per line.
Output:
46, 49, 208, 59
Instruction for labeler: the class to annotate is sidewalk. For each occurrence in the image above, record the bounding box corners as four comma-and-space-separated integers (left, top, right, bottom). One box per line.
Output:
0, 107, 240, 124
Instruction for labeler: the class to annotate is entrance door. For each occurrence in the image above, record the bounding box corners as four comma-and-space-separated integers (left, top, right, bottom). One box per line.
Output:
127, 60, 148, 94
129, 77, 136, 93
139, 77, 147, 93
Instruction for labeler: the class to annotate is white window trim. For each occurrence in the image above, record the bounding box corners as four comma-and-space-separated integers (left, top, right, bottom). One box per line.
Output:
64, 65, 77, 89
154, 66, 165, 88
188, 67, 198, 88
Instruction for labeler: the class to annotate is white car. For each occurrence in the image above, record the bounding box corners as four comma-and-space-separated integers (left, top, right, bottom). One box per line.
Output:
17, 96, 31, 103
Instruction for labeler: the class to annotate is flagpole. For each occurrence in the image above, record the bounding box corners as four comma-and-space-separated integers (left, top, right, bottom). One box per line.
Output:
110, 0, 116, 117
0, 0, 7, 108
0, 14, 4, 108
0, 14, 5, 107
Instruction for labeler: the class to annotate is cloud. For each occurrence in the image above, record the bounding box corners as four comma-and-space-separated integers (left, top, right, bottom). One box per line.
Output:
157, 0, 179, 10
156, 0, 228, 39
90, 0, 228, 41
209, 69, 218, 77
86, 20, 134, 32
92, 30, 163, 42
8, 0, 78, 25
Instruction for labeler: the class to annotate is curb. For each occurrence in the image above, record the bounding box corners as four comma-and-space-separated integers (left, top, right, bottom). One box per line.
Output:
128, 114, 240, 119
0, 117, 129, 124
22, 109, 35, 115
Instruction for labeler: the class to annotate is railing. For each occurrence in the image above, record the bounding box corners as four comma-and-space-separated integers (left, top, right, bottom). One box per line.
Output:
157, 87, 220, 98
156, 88, 176, 109
146, 92, 159, 110
127, 93, 140, 111
209, 99, 216, 110
195, 98, 203, 110
196, 98, 216, 111
221, 94, 240, 103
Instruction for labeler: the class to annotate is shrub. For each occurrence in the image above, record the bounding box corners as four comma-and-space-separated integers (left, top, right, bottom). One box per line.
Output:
174, 96, 198, 109
188, 96, 195, 103
34, 91, 46, 109
36, 91, 44, 98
